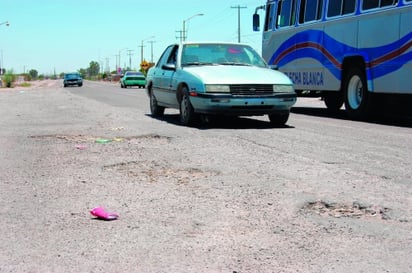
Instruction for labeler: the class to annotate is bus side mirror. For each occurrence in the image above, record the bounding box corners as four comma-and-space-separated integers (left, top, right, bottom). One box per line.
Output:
253, 13, 260, 31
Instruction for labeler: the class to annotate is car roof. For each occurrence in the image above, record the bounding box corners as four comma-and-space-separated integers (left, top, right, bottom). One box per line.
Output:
178, 41, 249, 47
125, 71, 143, 75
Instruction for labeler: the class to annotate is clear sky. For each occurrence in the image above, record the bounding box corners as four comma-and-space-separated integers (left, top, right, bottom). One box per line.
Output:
0, 0, 265, 75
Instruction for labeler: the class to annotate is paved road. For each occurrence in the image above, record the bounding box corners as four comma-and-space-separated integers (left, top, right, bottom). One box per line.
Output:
0, 80, 411, 272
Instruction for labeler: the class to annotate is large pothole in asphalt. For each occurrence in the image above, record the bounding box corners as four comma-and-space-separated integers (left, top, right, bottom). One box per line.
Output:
301, 200, 391, 220
103, 160, 220, 185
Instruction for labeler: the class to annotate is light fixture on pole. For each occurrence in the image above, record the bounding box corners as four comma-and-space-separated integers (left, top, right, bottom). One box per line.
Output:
182, 13, 203, 42
0, 21, 10, 27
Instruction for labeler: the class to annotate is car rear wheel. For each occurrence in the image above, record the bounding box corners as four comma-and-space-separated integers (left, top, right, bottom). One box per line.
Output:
150, 90, 165, 117
323, 91, 343, 112
179, 87, 196, 126
268, 111, 289, 126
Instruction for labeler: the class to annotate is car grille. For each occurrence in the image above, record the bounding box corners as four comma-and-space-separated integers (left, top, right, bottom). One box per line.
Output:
230, 84, 273, 95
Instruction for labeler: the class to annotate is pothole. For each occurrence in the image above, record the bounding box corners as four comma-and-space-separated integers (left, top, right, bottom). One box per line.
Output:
301, 200, 391, 220
103, 160, 219, 185
29, 134, 95, 142
29, 134, 170, 143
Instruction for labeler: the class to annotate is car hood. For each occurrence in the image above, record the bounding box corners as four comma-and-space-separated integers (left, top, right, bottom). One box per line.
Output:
183, 65, 293, 85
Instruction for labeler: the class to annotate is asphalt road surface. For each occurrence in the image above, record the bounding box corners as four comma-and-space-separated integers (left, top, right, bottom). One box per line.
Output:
0, 80, 411, 273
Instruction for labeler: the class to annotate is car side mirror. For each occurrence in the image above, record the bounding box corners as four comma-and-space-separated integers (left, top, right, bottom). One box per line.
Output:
253, 13, 260, 31
162, 63, 176, 71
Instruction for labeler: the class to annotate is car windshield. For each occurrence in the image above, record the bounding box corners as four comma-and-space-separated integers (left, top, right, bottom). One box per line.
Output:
181, 43, 267, 68
65, 73, 80, 79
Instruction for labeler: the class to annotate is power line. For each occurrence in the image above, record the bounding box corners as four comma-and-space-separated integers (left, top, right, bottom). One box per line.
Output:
231, 5, 247, 43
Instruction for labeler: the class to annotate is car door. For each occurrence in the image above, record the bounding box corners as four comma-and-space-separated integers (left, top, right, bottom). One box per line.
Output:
158, 45, 179, 108
151, 45, 173, 104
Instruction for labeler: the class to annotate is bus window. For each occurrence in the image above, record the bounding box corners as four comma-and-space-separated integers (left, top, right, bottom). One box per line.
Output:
276, 0, 296, 27
363, 0, 379, 9
328, 0, 356, 17
300, 0, 323, 23
327, 0, 341, 17
264, 3, 276, 31
380, 0, 395, 6
342, 0, 356, 14
363, 0, 396, 10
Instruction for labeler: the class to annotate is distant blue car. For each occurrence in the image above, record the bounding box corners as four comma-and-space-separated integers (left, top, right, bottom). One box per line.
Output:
63, 72, 83, 87
146, 42, 296, 126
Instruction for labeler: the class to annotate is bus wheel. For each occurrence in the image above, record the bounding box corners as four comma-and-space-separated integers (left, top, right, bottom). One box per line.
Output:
323, 92, 343, 112
344, 67, 370, 119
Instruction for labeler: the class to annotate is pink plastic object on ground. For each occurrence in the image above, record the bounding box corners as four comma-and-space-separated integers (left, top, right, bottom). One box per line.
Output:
90, 206, 119, 220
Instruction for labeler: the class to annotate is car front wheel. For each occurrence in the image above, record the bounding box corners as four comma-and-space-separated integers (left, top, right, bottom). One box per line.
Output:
150, 90, 165, 117
179, 88, 196, 126
268, 111, 289, 126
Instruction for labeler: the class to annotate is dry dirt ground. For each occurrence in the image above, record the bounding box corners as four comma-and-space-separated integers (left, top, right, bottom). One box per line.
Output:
0, 80, 411, 273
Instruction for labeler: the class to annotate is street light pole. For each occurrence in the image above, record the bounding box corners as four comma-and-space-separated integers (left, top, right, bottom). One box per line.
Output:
182, 13, 203, 42
118, 48, 127, 73
0, 22, 9, 74
148, 40, 156, 63
127, 49, 134, 70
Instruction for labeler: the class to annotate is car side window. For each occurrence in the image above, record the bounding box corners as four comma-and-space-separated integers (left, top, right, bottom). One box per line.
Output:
166, 45, 179, 65
156, 45, 174, 68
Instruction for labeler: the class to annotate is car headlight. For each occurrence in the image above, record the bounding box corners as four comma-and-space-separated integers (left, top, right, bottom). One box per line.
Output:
205, 84, 230, 93
273, 84, 294, 93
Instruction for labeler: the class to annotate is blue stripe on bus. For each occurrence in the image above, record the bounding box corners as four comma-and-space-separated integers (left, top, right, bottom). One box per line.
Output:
269, 30, 412, 81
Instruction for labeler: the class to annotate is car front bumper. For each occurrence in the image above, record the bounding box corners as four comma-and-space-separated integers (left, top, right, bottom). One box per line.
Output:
123, 80, 146, 86
64, 80, 82, 85
190, 93, 297, 115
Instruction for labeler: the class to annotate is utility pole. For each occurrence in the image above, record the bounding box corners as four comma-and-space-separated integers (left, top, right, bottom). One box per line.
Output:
176, 30, 184, 42
231, 5, 247, 43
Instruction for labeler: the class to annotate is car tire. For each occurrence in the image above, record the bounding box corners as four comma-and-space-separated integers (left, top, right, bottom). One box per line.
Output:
179, 87, 196, 126
150, 90, 165, 117
268, 111, 289, 126
323, 91, 343, 112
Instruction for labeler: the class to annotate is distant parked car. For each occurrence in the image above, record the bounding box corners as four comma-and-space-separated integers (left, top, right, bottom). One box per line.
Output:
63, 72, 83, 87
120, 71, 146, 88
146, 41, 297, 126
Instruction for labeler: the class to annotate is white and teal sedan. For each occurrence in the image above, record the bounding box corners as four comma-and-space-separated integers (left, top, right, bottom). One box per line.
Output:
146, 42, 296, 126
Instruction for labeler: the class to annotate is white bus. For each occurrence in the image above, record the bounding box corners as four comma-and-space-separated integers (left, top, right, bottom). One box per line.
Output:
253, 0, 412, 118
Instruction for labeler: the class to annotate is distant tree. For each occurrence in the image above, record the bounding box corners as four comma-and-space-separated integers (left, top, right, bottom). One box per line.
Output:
88, 61, 100, 76
3, 69, 16, 87
78, 68, 87, 79
29, 69, 38, 80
